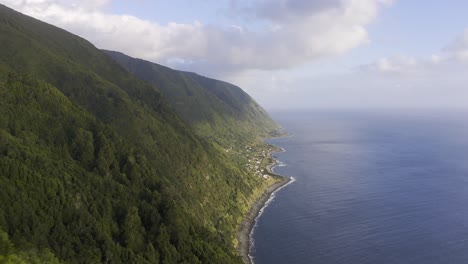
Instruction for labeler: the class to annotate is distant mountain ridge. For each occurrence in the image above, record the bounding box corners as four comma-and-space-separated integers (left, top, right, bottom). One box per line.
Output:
103, 50, 278, 146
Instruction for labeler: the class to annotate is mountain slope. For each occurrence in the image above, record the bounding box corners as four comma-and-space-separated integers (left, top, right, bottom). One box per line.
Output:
103, 50, 279, 146
0, 5, 278, 263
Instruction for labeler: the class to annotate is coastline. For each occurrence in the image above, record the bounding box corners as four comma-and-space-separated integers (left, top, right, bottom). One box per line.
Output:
237, 144, 292, 264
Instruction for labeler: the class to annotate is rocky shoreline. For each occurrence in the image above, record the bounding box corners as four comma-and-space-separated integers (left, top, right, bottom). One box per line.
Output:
237, 148, 291, 264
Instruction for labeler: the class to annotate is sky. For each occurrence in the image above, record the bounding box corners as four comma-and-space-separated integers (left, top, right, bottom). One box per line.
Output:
3, 0, 468, 111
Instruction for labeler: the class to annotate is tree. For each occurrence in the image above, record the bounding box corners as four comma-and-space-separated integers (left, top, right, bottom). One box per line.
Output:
71, 128, 94, 169
122, 207, 145, 253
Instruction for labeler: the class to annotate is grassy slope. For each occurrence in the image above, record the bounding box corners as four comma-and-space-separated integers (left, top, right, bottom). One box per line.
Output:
0, 5, 273, 263
103, 51, 279, 146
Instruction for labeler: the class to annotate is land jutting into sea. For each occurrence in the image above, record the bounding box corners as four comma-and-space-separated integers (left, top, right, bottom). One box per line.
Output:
236, 136, 292, 264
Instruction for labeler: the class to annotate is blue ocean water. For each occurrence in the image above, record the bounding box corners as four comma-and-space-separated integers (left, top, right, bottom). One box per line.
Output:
252, 111, 468, 264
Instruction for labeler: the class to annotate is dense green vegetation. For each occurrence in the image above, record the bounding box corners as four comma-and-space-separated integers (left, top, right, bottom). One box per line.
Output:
0, 5, 278, 264
0, 230, 62, 264
103, 51, 278, 146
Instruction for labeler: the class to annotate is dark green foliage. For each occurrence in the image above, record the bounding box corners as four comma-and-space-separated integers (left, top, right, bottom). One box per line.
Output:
103, 50, 279, 146
0, 4, 275, 264
0, 229, 62, 263
0, 61, 250, 264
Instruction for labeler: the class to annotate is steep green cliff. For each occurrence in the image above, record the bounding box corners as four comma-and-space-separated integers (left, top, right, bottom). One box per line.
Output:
103, 50, 278, 146
0, 5, 277, 263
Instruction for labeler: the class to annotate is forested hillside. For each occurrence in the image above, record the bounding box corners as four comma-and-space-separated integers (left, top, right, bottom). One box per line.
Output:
0, 5, 278, 263
104, 50, 278, 146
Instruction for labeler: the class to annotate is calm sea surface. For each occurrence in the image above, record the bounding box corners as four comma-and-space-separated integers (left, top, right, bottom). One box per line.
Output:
253, 111, 468, 264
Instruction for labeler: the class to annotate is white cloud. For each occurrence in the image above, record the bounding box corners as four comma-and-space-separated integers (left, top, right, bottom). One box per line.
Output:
285, 29, 468, 110
361, 29, 468, 76
360, 56, 421, 75
1, 0, 390, 73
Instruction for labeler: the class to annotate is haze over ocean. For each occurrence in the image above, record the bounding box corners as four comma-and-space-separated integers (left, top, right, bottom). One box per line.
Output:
253, 110, 468, 264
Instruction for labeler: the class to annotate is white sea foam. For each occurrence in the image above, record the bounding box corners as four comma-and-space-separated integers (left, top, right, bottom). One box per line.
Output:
247, 140, 294, 263
248, 176, 296, 264
276, 161, 287, 167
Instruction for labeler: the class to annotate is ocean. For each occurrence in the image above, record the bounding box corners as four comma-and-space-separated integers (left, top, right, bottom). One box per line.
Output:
252, 110, 468, 264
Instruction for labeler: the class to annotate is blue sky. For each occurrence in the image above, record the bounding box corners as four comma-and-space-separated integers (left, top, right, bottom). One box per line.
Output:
109, 0, 227, 24
3, 0, 468, 110
364, 1, 467, 57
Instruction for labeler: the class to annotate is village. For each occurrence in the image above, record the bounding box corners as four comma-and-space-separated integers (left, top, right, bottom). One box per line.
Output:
226, 142, 280, 180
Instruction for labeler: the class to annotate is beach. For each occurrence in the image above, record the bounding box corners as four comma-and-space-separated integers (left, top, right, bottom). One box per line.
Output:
237, 148, 291, 264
